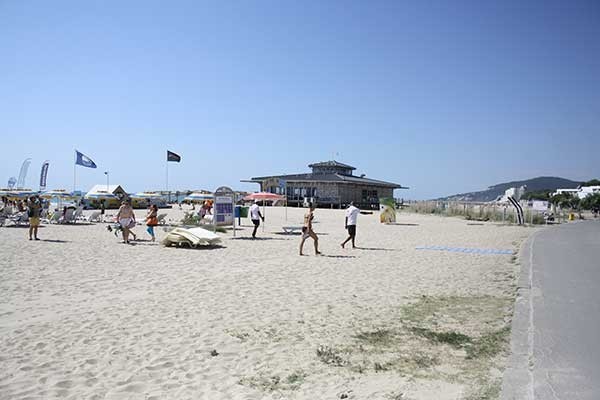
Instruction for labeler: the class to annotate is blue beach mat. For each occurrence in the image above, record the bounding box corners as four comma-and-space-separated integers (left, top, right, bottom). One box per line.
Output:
415, 245, 514, 255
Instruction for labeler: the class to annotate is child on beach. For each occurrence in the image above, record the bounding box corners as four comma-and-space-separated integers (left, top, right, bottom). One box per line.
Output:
145, 204, 158, 242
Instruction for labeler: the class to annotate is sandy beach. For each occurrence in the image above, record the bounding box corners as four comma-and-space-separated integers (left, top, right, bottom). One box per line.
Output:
0, 206, 536, 400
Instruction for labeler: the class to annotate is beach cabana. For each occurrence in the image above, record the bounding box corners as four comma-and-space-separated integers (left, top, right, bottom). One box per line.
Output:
85, 184, 127, 209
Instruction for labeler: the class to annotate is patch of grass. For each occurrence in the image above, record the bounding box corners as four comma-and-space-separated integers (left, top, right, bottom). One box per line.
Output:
354, 329, 397, 347
410, 327, 472, 348
239, 370, 306, 392
465, 378, 502, 400
374, 361, 392, 372
316, 345, 347, 367
239, 375, 282, 392
285, 370, 306, 387
466, 326, 511, 359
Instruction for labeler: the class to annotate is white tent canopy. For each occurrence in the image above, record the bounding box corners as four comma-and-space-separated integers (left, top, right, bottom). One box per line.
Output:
84, 184, 127, 199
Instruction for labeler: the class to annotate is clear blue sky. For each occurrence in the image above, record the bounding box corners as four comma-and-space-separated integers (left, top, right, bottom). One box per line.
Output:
1, 1, 599, 199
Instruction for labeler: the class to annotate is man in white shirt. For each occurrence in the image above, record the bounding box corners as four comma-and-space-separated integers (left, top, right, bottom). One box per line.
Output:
249, 200, 264, 239
341, 201, 360, 249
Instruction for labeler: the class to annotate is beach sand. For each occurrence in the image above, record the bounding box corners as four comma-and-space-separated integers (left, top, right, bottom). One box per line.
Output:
0, 206, 535, 399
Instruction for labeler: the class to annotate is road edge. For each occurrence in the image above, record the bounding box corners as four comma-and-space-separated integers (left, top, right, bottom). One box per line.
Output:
500, 228, 542, 400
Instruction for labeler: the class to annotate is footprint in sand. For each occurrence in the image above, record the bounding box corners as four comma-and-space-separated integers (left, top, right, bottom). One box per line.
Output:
55, 380, 74, 389
145, 361, 174, 371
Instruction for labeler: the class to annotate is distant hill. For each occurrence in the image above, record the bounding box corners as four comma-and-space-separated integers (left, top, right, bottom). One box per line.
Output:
436, 177, 581, 202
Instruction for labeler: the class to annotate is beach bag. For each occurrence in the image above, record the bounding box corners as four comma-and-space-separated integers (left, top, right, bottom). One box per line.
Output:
146, 216, 158, 226
127, 219, 137, 229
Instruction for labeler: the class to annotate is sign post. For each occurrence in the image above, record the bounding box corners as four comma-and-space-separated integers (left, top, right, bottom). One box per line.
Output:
279, 179, 287, 221
214, 186, 236, 237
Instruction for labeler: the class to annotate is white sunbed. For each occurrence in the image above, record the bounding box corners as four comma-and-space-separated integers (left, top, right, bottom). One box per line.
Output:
157, 213, 168, 225
161, 227, 221, 248
282, 226, 304, 234
59, 209, 75, 224
85, 210, 102, 222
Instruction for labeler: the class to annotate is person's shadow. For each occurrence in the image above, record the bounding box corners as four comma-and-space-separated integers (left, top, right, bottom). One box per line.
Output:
354, 247, 395, 251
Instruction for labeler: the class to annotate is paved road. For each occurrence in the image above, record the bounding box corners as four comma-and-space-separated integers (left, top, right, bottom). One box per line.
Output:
532, 220, 600, 399
502, 220, 600, 399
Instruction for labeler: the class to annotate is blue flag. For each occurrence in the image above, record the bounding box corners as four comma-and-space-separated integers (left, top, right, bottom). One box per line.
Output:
75, 150, 97, 168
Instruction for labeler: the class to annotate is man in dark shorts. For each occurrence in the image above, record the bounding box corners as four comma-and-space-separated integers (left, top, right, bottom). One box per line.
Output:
250, 200, 264, 238
341, 201, 360, 249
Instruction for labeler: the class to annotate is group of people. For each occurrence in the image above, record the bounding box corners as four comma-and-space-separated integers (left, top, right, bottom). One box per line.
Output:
299, 201, 361, 256
249, 200, 361, 256
114, 200, 159, 244
14, 195, 364, 251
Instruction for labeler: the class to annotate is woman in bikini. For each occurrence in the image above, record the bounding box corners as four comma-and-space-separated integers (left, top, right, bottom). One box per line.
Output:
299, 203, 321, 256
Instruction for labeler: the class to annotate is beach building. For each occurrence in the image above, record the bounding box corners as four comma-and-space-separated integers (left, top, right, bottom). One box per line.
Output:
552, 186, 600, 199
577, 185, 600, 199
244, 160, 405, 208
84, 184, 127, 208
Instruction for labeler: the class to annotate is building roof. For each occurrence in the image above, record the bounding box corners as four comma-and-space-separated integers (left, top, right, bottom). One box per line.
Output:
86, 184, 126, 196
308, 160, 356, 170
248, 173, 404, 189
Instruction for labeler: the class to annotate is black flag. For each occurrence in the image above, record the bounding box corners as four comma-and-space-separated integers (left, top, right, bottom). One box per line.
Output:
167, 150, 181, 162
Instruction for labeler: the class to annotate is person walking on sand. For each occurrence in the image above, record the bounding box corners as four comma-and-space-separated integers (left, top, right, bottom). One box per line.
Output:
341, 201, 360, 249
100, 201, 106, 222
300, 203, 321, 256
27, 196, 42, 240
116, 200, 136, 243
250, 200, 264, 238
145, 204, 159, 242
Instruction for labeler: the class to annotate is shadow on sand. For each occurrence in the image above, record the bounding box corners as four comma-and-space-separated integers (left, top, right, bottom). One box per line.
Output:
384, 223, 419, 226
354, 247, 395, 251
322, 254, 356, 259
232, 236, 288, 241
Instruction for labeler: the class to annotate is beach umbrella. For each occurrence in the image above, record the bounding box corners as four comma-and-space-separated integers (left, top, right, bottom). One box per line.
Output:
183, 192, 213, 203
40, 190, 76, 199
243, 192, 285, 231
85, 193, 118, 200
243, 192, 284, 202
41, 189, 78, 210
3, 189, 37, 199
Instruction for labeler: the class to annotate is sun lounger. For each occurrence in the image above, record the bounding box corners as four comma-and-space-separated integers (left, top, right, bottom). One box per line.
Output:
59, 209, 75, 224
4, 212, 29, 226
282, 226, 303, 234
162, 227, 221, 248
73, 206, 84, 222
157, 213, 168, 225
85, 210, 102, 222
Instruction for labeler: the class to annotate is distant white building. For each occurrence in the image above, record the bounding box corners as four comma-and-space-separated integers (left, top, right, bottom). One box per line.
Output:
552, 188, 579, 197
552, 186, 600, 199
578, 186, 600, 199
497, 185, 527, 203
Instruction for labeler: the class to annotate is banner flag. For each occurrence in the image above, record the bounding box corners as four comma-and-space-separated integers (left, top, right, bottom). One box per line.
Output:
17, 158, 32, 189
75, 150, 97, 168
167, 150, 181, 162
39, 161, 49, 191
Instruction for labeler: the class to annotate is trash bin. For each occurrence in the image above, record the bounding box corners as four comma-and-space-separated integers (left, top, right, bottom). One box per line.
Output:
235, 206, 249, 218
